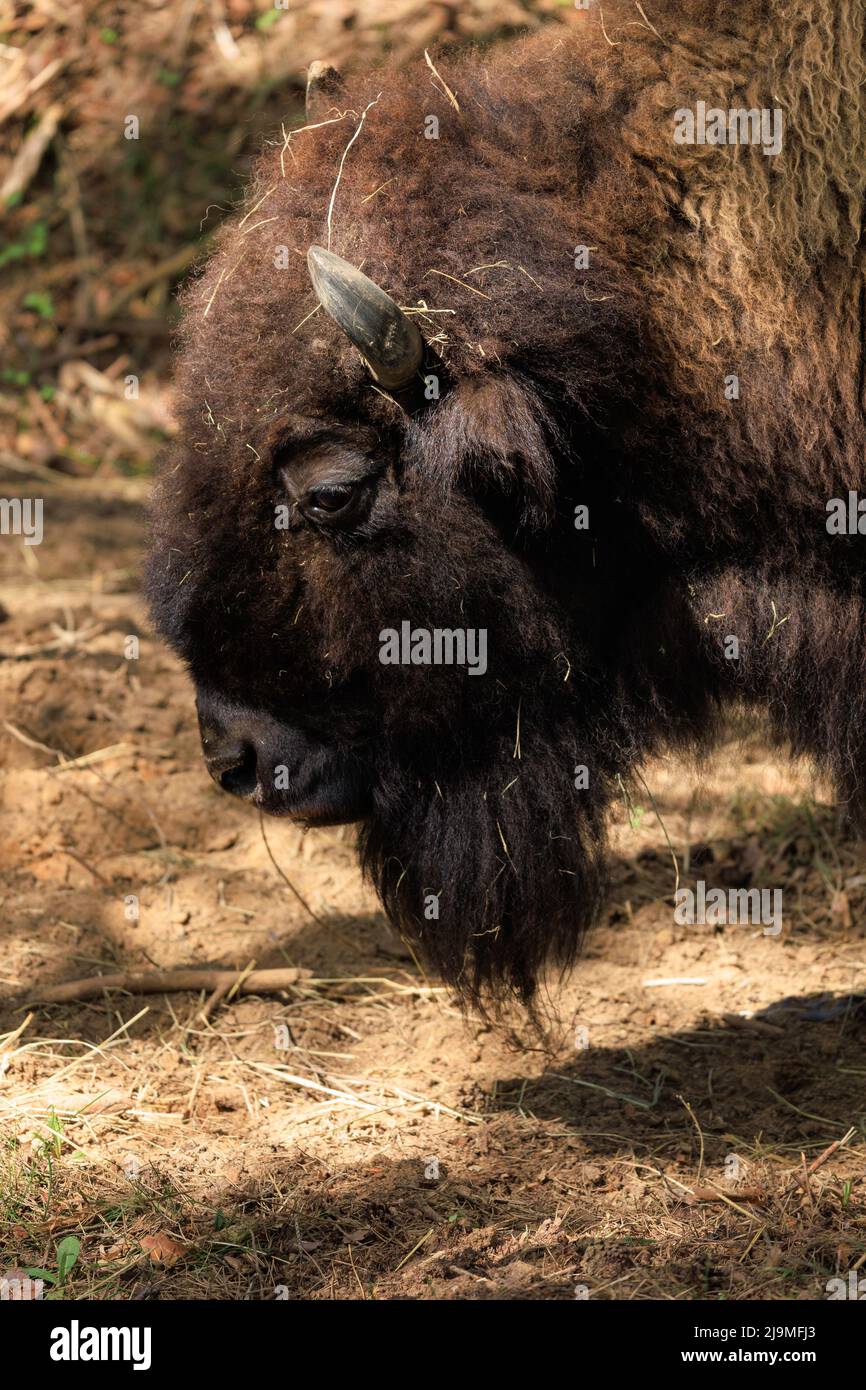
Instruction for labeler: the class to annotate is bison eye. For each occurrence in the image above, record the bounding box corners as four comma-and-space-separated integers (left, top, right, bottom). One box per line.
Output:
302, 482, 359, 522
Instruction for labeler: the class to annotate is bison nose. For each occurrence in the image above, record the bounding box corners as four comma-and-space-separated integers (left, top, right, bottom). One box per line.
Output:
197, 691, 278, 801
203, 738, 258, 798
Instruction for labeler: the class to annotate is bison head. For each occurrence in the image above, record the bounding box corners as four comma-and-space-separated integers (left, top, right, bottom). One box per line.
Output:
145, 45, 679, 1006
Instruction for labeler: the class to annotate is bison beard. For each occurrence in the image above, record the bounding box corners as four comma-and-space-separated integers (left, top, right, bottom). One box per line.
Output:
146, 0, 866, 1010
360, 721, 610, 1008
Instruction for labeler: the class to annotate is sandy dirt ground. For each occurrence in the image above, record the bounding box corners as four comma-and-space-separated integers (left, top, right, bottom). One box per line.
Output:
0, 477, 864, 1301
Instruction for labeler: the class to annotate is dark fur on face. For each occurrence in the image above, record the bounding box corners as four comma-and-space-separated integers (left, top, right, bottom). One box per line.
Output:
146, 1, 866, 1007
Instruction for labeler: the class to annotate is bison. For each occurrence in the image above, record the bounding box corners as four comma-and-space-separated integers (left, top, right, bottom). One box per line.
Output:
145, 0, 866, 1008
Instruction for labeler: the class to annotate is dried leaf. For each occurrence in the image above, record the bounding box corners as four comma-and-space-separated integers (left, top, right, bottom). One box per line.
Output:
140, 1233, 185, 1267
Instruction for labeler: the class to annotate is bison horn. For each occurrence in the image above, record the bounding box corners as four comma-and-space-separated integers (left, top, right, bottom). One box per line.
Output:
306, 245, 424, 391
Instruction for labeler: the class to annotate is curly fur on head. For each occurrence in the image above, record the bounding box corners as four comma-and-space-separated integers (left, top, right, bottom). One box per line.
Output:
146, 1, 866, 1009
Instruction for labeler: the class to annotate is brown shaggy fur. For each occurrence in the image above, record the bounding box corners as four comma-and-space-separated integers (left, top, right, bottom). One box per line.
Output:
147, 0, 866, 1007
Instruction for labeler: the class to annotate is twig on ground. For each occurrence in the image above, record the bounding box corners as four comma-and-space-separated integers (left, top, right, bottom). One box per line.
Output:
0, 101, 63, 203
101, 243, 207, 321
23, 967, 312, 1005
781, 1126, 857, 1195
688, 1186, 767, 1205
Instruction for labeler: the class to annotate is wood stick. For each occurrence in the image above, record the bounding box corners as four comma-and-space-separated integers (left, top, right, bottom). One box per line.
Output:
0, 102, 63, 203
99, 242, 207, 322
688, 1186, 767, 1204
0, 449, 148, 500
23, 967, 312, 1005
782, 1127, 858, 1195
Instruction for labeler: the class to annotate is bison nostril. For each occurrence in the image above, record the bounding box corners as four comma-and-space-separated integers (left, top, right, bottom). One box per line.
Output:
218, 743, 258, 798
204, 736, 259, 797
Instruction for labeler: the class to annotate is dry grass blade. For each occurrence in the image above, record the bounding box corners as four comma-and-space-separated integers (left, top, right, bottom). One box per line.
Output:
424, 49, 460, 111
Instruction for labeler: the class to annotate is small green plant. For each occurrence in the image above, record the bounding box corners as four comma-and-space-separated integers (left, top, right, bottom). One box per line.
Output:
27, 1235, 81, 1297
0, 220, 48, 266
37, 1108, 64, 1161
23, 289, 54, 319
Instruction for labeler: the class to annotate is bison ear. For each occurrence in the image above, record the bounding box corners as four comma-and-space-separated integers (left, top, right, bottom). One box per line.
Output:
306, 61, 344, 121
431, 375, 558, 531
